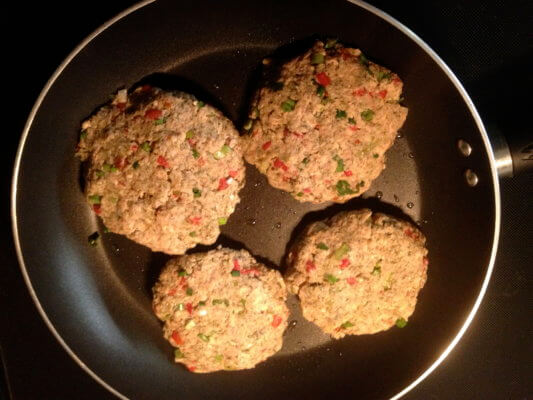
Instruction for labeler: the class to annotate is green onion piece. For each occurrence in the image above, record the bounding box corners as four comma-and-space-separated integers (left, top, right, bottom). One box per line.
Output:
192, 149, 200, 159
311, 53, 325, 64
348, 117, 356, 125
178, 269, 188, 277
215, 355, 223, 362
197, 101, 205, 108
132, 161, 140, 169
198, 333, 210, 343
213, 145, 231, 160
80, 130, 88, 139
336, 109, 347, 119
185, 130, 195, 139
359, 53, 369, 67
177, 303, 185, 311
373, 153, 379, 158
186, 288, 193, 296
174, 348, 185, 359
189, 231, 196, 237
88, 195, 102, 204
231, 270, 241, 277
192, 188, 201, 198
198, 301, 206, 306
95, 170, 105, 178
334, 243, 351, 260
371, 265, 381, 276
296, 192, 304, 197
340, 321, 354, 329
88, 232, 99, 247
376, 70, 391, 82
140, 141, 152, 152
316, 85, 326, 98
281, 99, 296, 112
218, 217, 228, 226
324, 38, 338, 49
324, 273, 340, 284
221, 145, 232, 155
102, 164, 112, 172
361, 109, 375, 122
243, 119, 253, 130
335, 180, 357, 196
396, 318, 407, 328
212, 298, 229, 306
154, 117, 166, 125
110, 166, 118, 172
316, 242, 329, 250
302, 157, 310, 165
333, 155, 344, 172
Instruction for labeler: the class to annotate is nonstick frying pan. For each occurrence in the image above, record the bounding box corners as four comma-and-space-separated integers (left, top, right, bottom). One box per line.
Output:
11, 0, 530, 399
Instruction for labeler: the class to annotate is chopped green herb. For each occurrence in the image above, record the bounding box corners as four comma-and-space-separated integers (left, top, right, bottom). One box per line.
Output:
88, 232, 99, 247
215, 355, 224, 362
371, 265, 381, 276
174, 348, 185, 359
189, 231, 196, 237
218, 217, 228, 226
95, 170, 105, 177
198, 301, 206, 306
324, 273, 340, 284
154, 117, 166, 125
376, 70, 391, 82
316, 242, 329, 250
340, 321, 354, 329
336, 109, 347, 119
197, 100, 205, 108
80, 130, 88, 139
213, 145, 232, 160
178, 269, 188, 277
88, 195, 102, 204
177, 303, 185, 311
324, 38, 338, 49
373, 153, 379, 158
348, 117, 356, 125
243, 119, 253, 130
359, 53, 370, 67
231, 270, 241, 277
335, 180, 357, 196
361, 109, 375, 122
333, 243, 351, 260
102, 164, 112, 173
302, 157, 310, 165
281, 99, 297, 112
192, 188, 201, 198
311, 53, 325, 64
197, 333, 210, 342
316, 85, 326, 98
192, 149, 200, 159
296, 192, 304, 197
140, 141, 152, 152
185, 130, 195, 139
132, 161, 140, 169
212, 298, 229, 306
396, 318, 407, 328
333, 155, 344, 172
110, 166, 118, 173
186, 288, 193, 296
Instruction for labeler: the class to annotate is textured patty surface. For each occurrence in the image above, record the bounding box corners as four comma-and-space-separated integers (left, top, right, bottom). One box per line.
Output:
76, 86, 244, 254
244, 40, 407, 203
285, 209, 428, 338
152, 248, 289, 372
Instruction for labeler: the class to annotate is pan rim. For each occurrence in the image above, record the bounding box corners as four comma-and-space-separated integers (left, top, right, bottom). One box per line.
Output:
10, 1, 501, 399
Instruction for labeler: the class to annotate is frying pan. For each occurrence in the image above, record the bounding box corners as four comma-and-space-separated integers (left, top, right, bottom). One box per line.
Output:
11, 0, 531, 399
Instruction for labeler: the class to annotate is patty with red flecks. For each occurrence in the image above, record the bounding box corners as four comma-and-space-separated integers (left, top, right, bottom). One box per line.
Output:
152, 247, 289, 372
285, 209, 428, 338
243, 40, 407, 203
76, 86, 244, 254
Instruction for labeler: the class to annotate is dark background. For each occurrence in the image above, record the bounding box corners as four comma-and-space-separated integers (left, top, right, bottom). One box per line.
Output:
2, 1, 531, 399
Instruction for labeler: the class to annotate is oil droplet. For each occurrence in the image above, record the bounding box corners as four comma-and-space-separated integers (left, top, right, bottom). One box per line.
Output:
253, 181, 262, 187
407, 202, 414, 209
326, 347, 331, 352
289, 320, 298, 328
275, 222, 282, 229
246, 218, 257, 226
375, 191, 383, 199
393, 194, 400, 202
301, 346, 307, 351
396, 132, 403, 139
339, 352, 343, 357
408, 152, 414, 159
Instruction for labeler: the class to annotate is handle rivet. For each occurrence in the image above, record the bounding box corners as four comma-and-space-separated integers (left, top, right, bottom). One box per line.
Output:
465, 169, 479, 186
457, 139, 472, 156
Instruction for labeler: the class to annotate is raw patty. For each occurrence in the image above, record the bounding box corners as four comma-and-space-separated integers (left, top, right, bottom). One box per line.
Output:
285, 209, 428, 338
76, 86, 245, 254
243, 40, 407, 203
152, 247, 289, 372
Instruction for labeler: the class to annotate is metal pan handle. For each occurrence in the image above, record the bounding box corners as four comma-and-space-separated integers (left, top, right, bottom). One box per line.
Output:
488, 124, 532, 178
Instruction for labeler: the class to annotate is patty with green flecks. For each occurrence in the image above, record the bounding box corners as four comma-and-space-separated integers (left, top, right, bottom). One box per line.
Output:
285, 209, 428, 338
76, 86, 245, 254
243, 40, 407, 203
152, 247, 289, 373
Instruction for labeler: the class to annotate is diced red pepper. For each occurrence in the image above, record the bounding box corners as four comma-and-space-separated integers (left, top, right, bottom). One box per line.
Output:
92, 204, 101, 214
354, 139, 361, 145
233, 259, 241, 271
171, 331, 183, 345
377, 89, 387, 99
340, 258, 350, 269
115, 102, 127, 111
228, 170, 238, 178
346, 277, 357, 285
344, 170, 353, 177
167, 288, 177, 296
157, 155, 170, 168
179, 277, 187, 287
315, 72, 331, 86
273, 158, 288, 172
185, 303, 193, 315
303, 188, 311, 193
392, 77, 402, 85
218, 178, 229, 191
187, 365, 196, 372
349, 125, 360, 131
271, 315, 282, 328
353, 88, 367, 97
145, 108, 162, 120
187, 216, 202, 225
187, 138, 197, 147
305, 260, 316, 272
404, 228, 420, 239
130, 144, 138, 152
262, 141, 272, 150
114, 156, 127, 170
242, 268, 260, 276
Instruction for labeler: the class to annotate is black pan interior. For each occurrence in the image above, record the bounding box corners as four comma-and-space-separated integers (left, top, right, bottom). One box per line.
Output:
14, 0, 497, 398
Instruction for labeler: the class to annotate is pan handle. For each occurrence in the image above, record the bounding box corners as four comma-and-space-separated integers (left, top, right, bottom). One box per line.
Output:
487, 124, 532, 178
